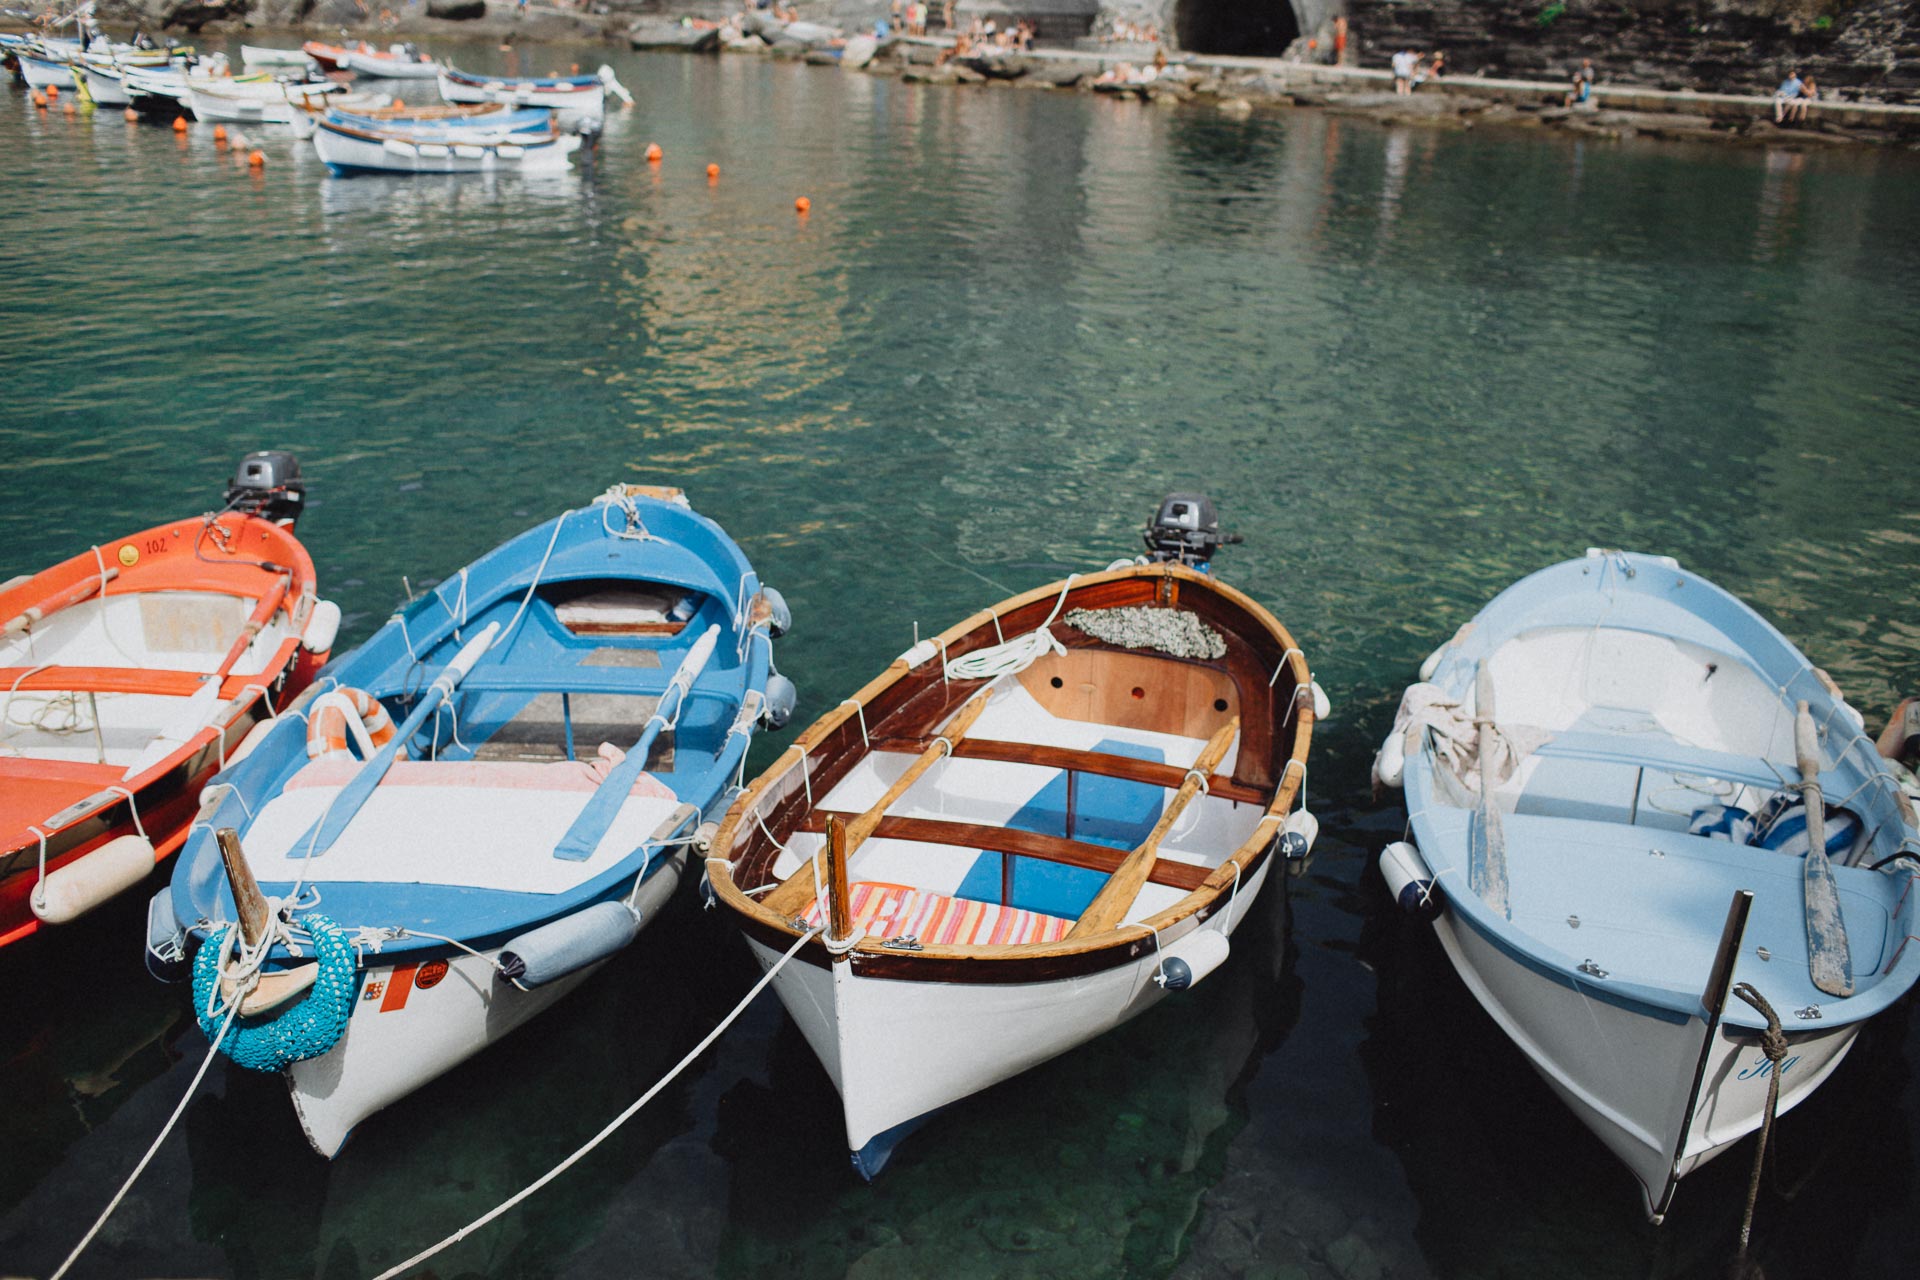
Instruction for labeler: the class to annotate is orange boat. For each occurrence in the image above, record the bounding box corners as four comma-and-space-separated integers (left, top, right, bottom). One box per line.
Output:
0, 453, 337, 949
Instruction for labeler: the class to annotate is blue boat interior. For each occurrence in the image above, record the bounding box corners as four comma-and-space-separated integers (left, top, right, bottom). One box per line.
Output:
953, 738, 1166, 919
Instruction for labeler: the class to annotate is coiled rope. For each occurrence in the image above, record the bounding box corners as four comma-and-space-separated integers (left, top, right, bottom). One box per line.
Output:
1731, 982, 1788, 1263
942, 574, 1077, 683
372, 924, 822, 1280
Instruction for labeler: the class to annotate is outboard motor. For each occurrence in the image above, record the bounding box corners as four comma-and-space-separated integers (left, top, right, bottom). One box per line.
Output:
225, 451, 308, 527
1143, 492, 1241, 569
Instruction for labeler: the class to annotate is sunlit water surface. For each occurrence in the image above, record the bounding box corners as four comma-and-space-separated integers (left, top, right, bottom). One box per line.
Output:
2, 37, 1918, 1280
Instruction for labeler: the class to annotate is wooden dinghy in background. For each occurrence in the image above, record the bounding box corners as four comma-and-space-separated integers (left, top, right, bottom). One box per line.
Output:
0, 453, 335, 949
708, 495, 1320, 1176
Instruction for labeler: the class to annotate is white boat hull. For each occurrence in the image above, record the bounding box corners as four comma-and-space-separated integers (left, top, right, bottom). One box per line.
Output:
285, 855, 683, 1157
342, 51, 442, 80
437, 72, 604, 125
241, 45, 315, 68
748, 859, 1273, 1169
186, 86, 298, 125
82, 66, 129, 106
1434, 902, 1861, 1217
19, 56, 76, 90
314, 122, 582, 175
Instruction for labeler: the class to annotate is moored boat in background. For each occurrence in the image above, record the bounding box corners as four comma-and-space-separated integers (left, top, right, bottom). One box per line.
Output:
313, 114, 583, 175
436, 64, 625, 125
1374, 548, 1920, 1220
708, 495, 1321, 1175
0, 453, 335, 950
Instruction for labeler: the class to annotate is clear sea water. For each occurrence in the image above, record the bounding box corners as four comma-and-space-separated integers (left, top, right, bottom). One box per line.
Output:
2, 37, 1918, 1280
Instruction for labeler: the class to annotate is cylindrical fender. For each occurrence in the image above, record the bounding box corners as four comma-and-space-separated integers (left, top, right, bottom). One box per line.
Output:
1380, 840, 1442, 919
1154, 928, 1232, 991
32, 835, 157, 924
498, 900, 643, 987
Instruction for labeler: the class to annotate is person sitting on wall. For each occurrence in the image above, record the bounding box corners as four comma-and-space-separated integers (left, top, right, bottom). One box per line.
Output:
1391, 48, 1418, 95
1775, 68, 1806, 122
1428, 50, 1446, 79
1793, 75, 1819, 122
1564, 58, 1595, 107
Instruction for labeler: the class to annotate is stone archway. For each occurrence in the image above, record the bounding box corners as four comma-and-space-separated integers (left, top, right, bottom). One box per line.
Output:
1172, 0, 1303, 56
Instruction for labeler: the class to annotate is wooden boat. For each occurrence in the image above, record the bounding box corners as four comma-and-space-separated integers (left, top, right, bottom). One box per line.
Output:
1374, 549, 1920, 1220
155, 484, 793, 1156
436, 64, 619, 124
240, 44, 314, 68
340, 43, 441, 80
313, 115, 583, 175
708, 496, 1319, 1175
0, 453, 335, 950
287, 91, 398, 139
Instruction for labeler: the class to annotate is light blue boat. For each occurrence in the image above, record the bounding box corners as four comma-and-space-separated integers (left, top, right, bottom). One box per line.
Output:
1375, 549, 1919, 1220
325, 106, 553, 135
149, 483, 794, 1156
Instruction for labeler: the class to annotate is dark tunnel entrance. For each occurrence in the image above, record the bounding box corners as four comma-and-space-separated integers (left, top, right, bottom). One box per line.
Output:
1174, 0, 1301, 56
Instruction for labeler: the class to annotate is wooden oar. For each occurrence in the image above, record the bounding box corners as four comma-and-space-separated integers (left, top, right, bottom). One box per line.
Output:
552, 624, 719, 862
215, 827, 317, 1015
1796, 701, 1854, 997
297, 621, 499, 858
760, 690, 994, 919
1, 566, 118, 636
208, 572, 291, 682
1068, 716, 1240, 939
1469, 662, 1511, 918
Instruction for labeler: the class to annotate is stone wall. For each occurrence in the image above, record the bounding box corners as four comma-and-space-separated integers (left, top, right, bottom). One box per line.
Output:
1346, 0, 1920, 99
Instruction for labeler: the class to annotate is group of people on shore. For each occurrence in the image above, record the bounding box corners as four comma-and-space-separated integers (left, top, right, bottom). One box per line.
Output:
1389, 48, 1444, 94
1775, 68, 1820, 122
887, 0, 952, 37
936, 17, 1037, 58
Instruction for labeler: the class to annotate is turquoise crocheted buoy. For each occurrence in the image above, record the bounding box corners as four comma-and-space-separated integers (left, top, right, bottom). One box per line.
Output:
193, 913, 357, 1072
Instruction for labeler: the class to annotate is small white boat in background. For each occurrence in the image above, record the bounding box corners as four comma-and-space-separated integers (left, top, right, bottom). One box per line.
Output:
341, 43, 440, 80
187, 78, 342, 126
436, 64, 622, 125
240, 44, 315, 69
16, 47, 79, 90
1376, 549, 1920, 1221
313, 116, 583, 175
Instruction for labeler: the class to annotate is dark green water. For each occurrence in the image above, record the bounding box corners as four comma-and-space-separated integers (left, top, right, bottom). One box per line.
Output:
3, 38, 1919, 1280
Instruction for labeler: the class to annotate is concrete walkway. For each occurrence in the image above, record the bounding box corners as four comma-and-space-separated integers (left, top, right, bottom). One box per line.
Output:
1015, 45, 1920, 132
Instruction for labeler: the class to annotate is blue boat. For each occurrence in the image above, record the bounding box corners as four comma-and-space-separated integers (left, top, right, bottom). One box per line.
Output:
150, 484, 794, 1156
325, 105, 553, 135
1376, 549, 1920, 1220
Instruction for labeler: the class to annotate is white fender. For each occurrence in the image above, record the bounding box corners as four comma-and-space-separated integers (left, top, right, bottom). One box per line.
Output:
1373, 731, 1406, 790
302, 599, 341, 653
32, 835, 157, 924
1281, 808, 1319, 859
1311, 680, 1331, 720
1379, 840, 1441, 919
1154, 928, 1231, 991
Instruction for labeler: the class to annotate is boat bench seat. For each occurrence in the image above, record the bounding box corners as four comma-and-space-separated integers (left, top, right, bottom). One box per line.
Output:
457, 667, 732, 702
802, 880, 1072, 947
1531, 732, 1820, 793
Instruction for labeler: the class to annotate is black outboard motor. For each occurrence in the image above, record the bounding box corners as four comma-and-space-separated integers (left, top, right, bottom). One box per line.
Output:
1143, 492, 1241, 568
225, 451, 308, 527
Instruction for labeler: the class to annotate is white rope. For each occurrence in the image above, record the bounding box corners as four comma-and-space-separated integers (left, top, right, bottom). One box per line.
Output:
491, 512, 570, 653
372, 925, 824, 1280
28, 826, 48, 911
841, 698, 868, 750
48, 995, 245, 1280
1268, 647, 1304, 689
942, 574, 1078, 683
106, 786, 149, 841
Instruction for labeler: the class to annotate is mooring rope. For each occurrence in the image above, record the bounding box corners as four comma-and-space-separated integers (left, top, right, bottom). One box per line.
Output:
371, 924, 822, 1280
1731, 982, 1788, 1263
49, 996, 245, 1280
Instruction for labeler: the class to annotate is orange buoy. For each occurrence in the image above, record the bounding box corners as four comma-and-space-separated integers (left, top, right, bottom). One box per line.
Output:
393, 97, 405, 109
248, 149, 265, 167
795, 196, 811, 214
213, 124, 228, 143
124, 107, 138, 122
172, 116, 188, 133
645, 142, 663, 163
31, 92, 45, 108
62, 99, 74, 114
706, 162, 719, 182
45, 84, 57, 100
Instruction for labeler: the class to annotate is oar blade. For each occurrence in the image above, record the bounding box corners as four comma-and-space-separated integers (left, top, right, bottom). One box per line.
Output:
1804, 849, 1854, 996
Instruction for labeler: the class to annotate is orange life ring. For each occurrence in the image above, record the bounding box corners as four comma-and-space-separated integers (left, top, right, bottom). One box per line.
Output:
306, 688, 398, 762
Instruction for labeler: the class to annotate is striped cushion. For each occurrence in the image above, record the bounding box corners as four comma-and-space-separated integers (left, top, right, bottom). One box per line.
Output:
803, 881, 1072, 946
1755, 794, 1863, 861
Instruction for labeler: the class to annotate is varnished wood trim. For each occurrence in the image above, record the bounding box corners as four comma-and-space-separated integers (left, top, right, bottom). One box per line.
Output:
794, 811, 1212, 892
869, 735, 1267, 805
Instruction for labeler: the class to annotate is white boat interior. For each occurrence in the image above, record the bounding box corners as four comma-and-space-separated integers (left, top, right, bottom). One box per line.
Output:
769, 676, 1270, 937
1, 591, 288, 771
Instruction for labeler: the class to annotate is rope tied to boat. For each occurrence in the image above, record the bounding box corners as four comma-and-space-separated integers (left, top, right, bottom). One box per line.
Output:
371, 924, 823, 1280
1731, 981, 1787, 1261
943, 574, 1077, 683
191, 911, 356, 1072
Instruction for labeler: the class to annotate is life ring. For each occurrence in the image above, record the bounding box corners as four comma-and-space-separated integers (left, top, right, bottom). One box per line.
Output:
192, 914, 357, 1072
306, 687, 397, 762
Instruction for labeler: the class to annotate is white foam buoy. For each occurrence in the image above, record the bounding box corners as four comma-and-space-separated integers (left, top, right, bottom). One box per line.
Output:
1379, 840, 1441, 919
1154, 928, 1231, 991
1373, 730, 1406, 790
31, 835, 157, 924
302, 599, 341, 653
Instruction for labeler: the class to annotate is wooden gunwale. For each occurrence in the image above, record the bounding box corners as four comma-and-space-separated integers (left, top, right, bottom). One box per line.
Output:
708, 562, 1312, 978
316, 118, 561, 147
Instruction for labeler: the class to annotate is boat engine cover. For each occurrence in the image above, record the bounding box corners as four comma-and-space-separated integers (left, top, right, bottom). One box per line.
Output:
226, 450, 307, 526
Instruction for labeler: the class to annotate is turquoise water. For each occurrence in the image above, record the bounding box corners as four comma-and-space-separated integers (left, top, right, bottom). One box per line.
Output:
4, 38, 1920, 1279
